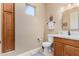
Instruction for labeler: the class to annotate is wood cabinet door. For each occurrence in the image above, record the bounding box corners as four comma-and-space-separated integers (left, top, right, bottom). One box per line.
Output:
64, 45, 79, 56
3, 3, 14, 12
54, 42, 64, 56
2, 12, 15, 53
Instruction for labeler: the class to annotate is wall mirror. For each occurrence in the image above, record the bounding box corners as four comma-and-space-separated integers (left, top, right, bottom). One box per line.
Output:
62, 7, 79, 31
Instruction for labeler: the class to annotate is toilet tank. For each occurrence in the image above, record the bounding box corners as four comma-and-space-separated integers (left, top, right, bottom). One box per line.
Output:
48, 34, 54, 43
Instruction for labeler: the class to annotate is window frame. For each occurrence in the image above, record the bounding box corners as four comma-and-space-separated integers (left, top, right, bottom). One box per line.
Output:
25, 3, 36, 16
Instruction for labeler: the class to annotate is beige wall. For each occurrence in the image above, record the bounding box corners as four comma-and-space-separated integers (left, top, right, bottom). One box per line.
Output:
15, 3, 46, 54
44, 4, 64, 41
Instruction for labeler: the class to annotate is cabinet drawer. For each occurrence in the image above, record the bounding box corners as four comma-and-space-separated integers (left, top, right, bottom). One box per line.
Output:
54, 37, 79, 48
54, 37, 64, 42
64, 45, 79, 56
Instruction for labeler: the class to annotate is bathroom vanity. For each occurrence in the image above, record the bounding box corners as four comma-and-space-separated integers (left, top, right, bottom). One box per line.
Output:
54, 3, 79, 56
53, 36, 79, 56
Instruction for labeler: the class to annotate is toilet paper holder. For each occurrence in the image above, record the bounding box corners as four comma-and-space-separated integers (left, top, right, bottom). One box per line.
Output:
37, 38, 42, 43
37, 38, 40, 42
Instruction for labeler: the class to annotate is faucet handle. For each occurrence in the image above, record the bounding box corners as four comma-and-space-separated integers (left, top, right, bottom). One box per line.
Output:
68, 30, 70, 36
0, 41, 1, 44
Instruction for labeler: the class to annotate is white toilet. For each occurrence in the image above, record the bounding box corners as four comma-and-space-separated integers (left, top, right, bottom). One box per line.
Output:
42, 35, 53, 55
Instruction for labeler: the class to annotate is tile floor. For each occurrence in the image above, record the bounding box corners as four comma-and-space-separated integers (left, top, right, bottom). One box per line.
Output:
32, 48, 53, 56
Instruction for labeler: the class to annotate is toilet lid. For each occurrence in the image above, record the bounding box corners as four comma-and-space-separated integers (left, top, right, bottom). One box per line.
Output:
42, 42, 52, 47
43, 42, 51, 44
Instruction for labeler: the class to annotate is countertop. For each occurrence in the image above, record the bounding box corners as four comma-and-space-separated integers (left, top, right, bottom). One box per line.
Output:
48, 34, 79, 40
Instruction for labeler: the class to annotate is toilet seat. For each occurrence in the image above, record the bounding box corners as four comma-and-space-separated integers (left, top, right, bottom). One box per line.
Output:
42, 42, 52, 47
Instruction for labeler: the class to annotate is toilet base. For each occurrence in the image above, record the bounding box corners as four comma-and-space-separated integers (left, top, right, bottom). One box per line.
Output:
43, 47, 51, 55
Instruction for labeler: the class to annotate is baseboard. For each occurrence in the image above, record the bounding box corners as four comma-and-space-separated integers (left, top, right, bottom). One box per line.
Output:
18, 47, 42, 56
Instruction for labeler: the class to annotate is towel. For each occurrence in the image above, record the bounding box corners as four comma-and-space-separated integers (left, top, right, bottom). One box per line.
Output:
48, 21, 55, 30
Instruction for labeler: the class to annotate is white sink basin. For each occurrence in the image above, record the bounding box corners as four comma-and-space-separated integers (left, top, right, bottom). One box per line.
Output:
48, 34, 79, 40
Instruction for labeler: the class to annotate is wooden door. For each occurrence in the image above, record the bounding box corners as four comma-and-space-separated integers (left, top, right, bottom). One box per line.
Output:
2, 3, 15, 53
54, 42, 64, 56
3, 3, 14, 12
64, 45, 79, 56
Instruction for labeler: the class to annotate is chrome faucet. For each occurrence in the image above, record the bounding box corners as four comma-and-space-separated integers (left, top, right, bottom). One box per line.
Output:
68, 30, 71, 36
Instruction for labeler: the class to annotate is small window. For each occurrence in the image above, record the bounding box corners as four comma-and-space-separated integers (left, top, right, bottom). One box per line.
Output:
25, 4, 36, 16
